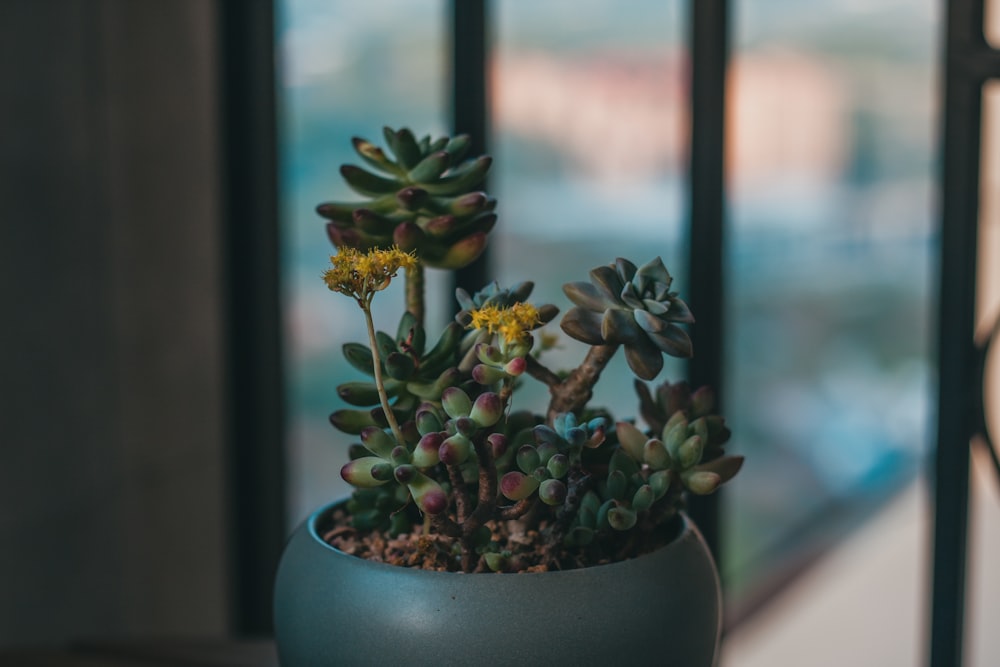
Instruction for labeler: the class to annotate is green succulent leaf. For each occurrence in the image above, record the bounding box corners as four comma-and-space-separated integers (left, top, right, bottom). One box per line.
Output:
684, 471, 721, 495
643, 438, 672, 470
342, 343, 376, 376
678, 435, 704, 468
623, 335, 665, 380
607, 469, 628, 501
615, 421, 647, 462
539, 478, 568, 506
484, 552, 507, 572
360, 426, 398, 459
632, 485, 655, 512
648, 470, 672, 499
441, 386, 472, 419
385, 127, 423, 169
330, 408, 378, 435
407, 151, 450, 182
560, 307, 605, 345
589, 265, 625, 302
647, 325, 693, 358
338, 381, 394, 407
562, 281, 611, 312
608, 505, 638, 531
341, 457, 393, 488
352, 137, 403, 176
601, 308, 640, 345
407, 471, 449, 514
469, 392, 503, 427
384, 351, 416, 381
516, 445, 541, 475
339, 165, 400, 197
691, 455, 745, 485
500, 471, 540, 501
412, 432, 443, 468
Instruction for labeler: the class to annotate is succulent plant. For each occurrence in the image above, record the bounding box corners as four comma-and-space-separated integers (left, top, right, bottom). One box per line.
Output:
561, 257, 695, 380
318, 128, 742, 575
330, 310, 464, 435
498, 413, 606, 506
317, 127, 495, 270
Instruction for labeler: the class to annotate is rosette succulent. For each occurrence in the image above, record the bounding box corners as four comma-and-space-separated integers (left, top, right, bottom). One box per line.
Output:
317, 127, 495, 271
561, 257, 694, 380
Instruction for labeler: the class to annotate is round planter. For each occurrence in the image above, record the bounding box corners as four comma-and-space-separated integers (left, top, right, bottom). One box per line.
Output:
274, 500, 721, 666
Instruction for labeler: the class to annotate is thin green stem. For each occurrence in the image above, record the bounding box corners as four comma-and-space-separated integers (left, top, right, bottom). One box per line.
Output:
361, 299, 406, 445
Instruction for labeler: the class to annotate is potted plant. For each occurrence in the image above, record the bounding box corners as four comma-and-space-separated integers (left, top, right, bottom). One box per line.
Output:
273, 128, 743, 666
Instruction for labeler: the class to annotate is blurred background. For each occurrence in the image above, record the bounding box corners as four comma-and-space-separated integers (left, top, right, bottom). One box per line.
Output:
1, 0, 997, 664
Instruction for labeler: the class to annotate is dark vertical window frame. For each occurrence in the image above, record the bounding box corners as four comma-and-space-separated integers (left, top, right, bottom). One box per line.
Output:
449, 0, 491, 297
931, 2, 1000, 665
685, 0, 729, 571
217, 0, 286, 636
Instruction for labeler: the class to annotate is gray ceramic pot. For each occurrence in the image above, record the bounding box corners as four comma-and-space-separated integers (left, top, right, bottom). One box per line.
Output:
274, 500, 721, 666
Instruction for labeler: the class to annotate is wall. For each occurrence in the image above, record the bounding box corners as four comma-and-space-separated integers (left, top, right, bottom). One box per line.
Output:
0, 0, 230, 644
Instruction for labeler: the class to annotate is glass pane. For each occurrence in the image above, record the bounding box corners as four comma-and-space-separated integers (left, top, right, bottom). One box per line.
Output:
723, 0, 938, 655
493, 0, 687, 419
972, 80, 1000, 667
277, 0, 447, 522
987, 0, 1000, 49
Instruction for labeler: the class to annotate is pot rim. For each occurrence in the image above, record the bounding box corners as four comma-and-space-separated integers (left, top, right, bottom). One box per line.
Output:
300, 497, 703, 578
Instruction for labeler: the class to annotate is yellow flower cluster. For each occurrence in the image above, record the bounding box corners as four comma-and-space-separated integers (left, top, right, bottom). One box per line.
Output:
322, 247, 417, 302
468, 302, 541, 344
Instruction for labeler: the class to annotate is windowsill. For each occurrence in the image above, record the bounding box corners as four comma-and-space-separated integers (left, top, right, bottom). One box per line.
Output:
722, 445, 999, 667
